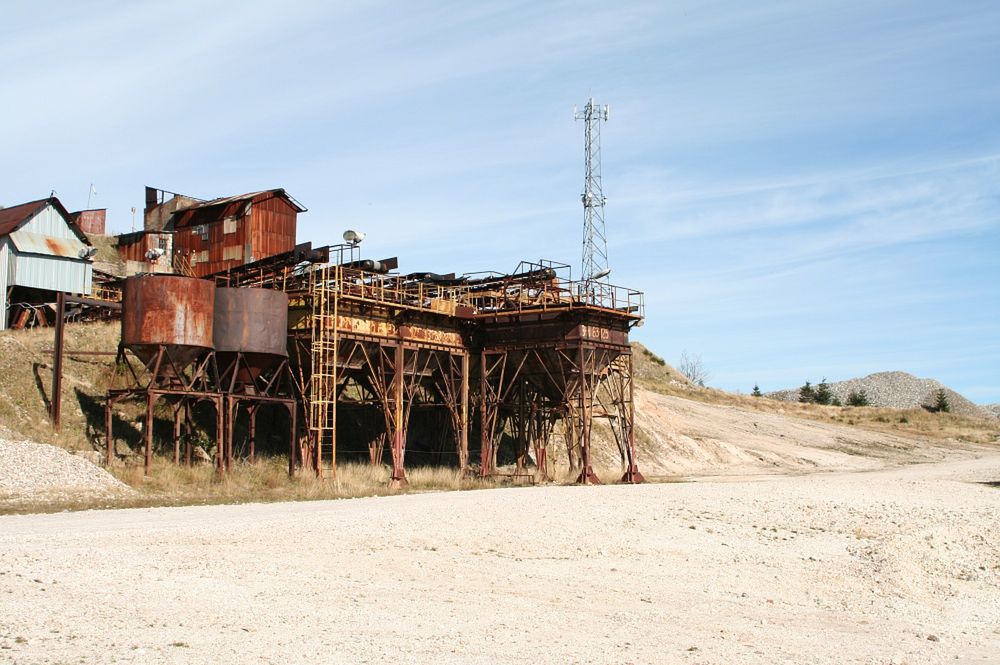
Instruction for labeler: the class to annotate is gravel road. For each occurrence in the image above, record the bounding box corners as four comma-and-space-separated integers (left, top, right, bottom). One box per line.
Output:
2, 455, 998, 664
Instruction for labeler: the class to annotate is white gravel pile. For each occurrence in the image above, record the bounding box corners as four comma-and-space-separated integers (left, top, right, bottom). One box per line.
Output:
986, 404, 1000, 419
0, 436, 134, 504
767, 371, 990, 418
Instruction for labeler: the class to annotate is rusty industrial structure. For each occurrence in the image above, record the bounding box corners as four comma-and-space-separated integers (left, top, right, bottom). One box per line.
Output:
104, 274, 297, 473
102, 238, 645, 485
6, 176, 644, 485
140, 187, 305, 277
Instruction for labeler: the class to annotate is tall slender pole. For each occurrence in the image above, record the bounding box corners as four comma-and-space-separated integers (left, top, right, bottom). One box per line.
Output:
459, 352, 469, 472
50, 292, 65, 428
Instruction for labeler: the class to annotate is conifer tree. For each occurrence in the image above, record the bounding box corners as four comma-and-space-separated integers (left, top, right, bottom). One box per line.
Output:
933, 388, 951, 413
752, 384, 762, 397
799, 381, 815, 403
846, 389, 870, 407
815, 378, 832, 405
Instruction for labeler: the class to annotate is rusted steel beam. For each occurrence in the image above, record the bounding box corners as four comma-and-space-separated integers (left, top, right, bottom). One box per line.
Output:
65, 295, 123, 311
144, 392, 155, 476
43, 350, 118, 356
388, 343, 407, 488
459, 352, 469, 472
576, 345, 600, 485
50, 292, 65, 429
173, 404, 183, 465
621, 351, 645, 483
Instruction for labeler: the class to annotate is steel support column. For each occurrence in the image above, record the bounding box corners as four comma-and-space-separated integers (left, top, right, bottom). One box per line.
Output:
389, 344, 407, 488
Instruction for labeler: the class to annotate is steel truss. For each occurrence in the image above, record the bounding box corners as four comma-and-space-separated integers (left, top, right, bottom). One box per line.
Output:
478, 342, 642, 484
105, 344, 297, 476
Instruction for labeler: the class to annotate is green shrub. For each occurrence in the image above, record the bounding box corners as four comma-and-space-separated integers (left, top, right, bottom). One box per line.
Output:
846, 389, 870, 407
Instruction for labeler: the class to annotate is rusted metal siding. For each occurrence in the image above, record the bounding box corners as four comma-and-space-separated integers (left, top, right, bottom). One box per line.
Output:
248, 195, 297, 264
117, 231, 172, 263
171, 192, 297, 277
333, 314, 466, 349
214, 288, 289, 357
73, 209, 106, 235
121, 275, 215, 369
9, 230, 87, 259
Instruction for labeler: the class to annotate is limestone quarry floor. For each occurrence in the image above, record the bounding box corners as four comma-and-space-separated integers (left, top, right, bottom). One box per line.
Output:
2, 454, 999, 664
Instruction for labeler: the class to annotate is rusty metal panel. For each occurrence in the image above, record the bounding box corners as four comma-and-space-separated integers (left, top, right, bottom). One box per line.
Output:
566, 323, 629, 346
214, 288, 289, 357
335, 314, 398, 339
331, 314, 465, 348
396, 324, 464, 348
121, 275, 215, 367
248, 195, 297, 261
116, 231, 173, 273
73, 210, 106, 235
170, 191, 298, 277
8, 230, 87, 258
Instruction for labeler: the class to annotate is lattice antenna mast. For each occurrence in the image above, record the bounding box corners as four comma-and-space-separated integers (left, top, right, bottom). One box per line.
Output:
574, 98, 610, 283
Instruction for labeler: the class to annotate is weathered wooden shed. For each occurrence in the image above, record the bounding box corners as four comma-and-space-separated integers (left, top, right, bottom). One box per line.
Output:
0, 197, 94, 329
166, 189, 305, 277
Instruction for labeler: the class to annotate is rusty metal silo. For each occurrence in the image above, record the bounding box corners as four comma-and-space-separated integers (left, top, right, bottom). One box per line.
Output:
213, 287, 289, 387
121, 274, 215, 373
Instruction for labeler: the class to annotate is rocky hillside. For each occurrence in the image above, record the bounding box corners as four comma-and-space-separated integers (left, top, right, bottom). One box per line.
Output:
986, 404, 1000, 418
766, 371, 991, 419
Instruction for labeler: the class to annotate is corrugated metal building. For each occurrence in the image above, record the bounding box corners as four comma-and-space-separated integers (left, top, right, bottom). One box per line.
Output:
116, 230, 173, 274
163, 189, 305, 277
70, 209, 106, 235
0, 197, 94, 329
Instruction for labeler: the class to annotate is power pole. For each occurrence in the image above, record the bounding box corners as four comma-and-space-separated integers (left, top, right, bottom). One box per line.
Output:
574, 98, 611, 285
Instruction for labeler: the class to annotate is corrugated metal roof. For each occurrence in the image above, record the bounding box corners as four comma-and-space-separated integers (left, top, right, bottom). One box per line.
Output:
0, 197, 91, 244
172, 189, 307, 220
0, 199, 48, 235
9, 229, 89, 258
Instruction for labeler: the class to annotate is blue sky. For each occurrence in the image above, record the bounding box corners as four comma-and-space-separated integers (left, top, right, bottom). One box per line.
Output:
2, 1, 998, 402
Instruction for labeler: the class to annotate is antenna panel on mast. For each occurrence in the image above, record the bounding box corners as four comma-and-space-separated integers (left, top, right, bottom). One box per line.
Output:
574, 97, 611, 286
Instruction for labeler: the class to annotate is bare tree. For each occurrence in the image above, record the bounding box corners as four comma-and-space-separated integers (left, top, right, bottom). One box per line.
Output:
677, 351, 709, 387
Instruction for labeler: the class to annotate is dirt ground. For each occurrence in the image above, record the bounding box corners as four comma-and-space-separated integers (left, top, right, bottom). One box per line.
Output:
2, 454, 998, 664
626, 390, 990, 477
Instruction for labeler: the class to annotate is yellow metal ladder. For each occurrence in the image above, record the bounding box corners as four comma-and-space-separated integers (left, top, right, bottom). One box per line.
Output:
308, 265, 338, 478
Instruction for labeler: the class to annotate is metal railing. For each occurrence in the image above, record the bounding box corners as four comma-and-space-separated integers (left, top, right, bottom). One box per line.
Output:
306, 263, 643, 320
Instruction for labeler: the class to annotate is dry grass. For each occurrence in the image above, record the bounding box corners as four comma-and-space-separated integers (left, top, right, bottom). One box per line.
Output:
1, 458, 498, 515
108, 457, 495, 505
0, 321, 122, 452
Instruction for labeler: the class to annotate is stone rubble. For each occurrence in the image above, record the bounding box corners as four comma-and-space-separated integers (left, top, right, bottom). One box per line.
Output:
766, 370, 993, 418
0, 433, 134, 505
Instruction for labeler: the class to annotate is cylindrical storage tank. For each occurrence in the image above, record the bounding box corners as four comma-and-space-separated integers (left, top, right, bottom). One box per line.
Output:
121, 275, 215, 373
213, 288, 289, 387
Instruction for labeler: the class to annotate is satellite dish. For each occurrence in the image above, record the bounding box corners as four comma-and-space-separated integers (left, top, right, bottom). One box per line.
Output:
343, 229, 366, 245
590, 267, 612, 280
78, 247, 98, 259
